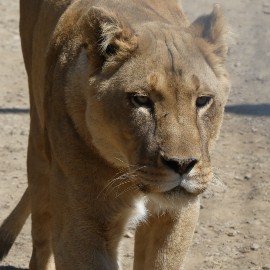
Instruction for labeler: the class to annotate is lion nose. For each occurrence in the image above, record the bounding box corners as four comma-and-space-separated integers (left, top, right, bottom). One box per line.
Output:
161, 156, 198, 175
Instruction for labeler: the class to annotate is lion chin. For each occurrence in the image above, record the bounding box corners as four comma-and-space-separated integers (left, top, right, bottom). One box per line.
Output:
0, 0, 230, 269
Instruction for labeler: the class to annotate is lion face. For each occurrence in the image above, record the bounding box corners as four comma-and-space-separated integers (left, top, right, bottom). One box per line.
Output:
64, 5, 230, 196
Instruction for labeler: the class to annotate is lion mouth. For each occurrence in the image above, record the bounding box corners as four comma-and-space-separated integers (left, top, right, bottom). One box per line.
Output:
165, 184, 206, 196
137, 178, 207, 196
135, 168, 210, 195
163, 184, 189, 195
166, 184, 186, 193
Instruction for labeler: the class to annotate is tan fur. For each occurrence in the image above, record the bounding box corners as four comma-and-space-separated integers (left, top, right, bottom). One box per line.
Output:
0, 1, 230, 269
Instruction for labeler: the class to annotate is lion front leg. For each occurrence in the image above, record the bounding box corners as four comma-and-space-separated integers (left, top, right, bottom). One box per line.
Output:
51, 214, 122, 270
30, 208, 54, 270
49, 178, 125, 270
52, 233, 119, 270
133, 195, 200, 270
28, 132, 54, 270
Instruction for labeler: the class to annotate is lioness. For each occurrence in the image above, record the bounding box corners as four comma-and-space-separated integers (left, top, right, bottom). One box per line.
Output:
0, 0, 230, 269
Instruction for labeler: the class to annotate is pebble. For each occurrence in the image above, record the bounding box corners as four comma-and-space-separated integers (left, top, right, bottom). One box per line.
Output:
227, 231, 237, 237
234, 175, 243, 181
244, 173, 252, 180
239, 246, 250, 254
124, 253, 133, 258
202, 193, 211, 199
250, 243, 260, 251
124, 231, 134, 238
256, 75, 264, 81
262, 265, 270, 270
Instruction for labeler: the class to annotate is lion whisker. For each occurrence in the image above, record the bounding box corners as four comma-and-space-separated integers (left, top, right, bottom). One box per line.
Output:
97, 165, 146, 199
112, 176, 137, 190
104, 174, 137, 196
113, 156, 141, 168
115, 184, 139, 198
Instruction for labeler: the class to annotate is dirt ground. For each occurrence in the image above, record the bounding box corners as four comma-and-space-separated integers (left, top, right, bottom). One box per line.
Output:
0, 0, 270, 269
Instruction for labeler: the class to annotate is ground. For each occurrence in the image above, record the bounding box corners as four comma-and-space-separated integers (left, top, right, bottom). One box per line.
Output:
0, 0, 270, 269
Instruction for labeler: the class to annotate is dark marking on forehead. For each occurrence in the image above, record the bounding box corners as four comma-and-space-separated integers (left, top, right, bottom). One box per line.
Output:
192, 74, 201, 91
163, 33, 184, 77
164, 37, 176, 73
147, 73, 165, 101
149, 73, 158, 91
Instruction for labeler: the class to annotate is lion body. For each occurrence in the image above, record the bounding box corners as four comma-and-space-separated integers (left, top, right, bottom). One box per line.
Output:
0, 0, 230, 269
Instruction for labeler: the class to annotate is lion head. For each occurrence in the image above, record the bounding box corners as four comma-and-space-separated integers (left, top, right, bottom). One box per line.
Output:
50, 3, 230, 197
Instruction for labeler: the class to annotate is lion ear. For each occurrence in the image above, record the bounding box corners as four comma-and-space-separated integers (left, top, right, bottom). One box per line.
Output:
190, 4, 228, 63
80, 6, 137, 66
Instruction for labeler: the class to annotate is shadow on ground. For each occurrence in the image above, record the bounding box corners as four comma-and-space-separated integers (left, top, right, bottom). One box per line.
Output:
0, 108, 29, 114
0, 267, 27, 270
226, 103, 270, 117
1, 104, 270, 117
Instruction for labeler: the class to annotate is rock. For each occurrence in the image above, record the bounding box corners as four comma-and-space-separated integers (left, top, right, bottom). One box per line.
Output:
262, 264, 270, 270
250, 243, 260, 251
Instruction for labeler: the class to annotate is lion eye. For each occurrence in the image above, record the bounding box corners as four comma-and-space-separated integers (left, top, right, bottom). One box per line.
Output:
196, 96, 212, 108
130, 95, 153, 109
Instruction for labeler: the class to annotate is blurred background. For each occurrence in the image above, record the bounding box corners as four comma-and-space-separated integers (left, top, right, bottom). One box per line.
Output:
0, 0, 269, 269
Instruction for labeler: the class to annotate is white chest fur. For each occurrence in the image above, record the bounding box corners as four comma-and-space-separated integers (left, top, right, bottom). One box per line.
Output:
129, 197, 148, 226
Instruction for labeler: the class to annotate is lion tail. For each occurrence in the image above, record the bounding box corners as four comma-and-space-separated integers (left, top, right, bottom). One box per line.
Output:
0, 187, 30, 261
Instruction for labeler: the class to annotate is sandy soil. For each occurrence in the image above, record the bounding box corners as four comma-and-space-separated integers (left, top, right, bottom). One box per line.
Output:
0, 0, 270, 269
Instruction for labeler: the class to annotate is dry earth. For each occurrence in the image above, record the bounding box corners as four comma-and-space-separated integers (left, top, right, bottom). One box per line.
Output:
0, 0, 270, 269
